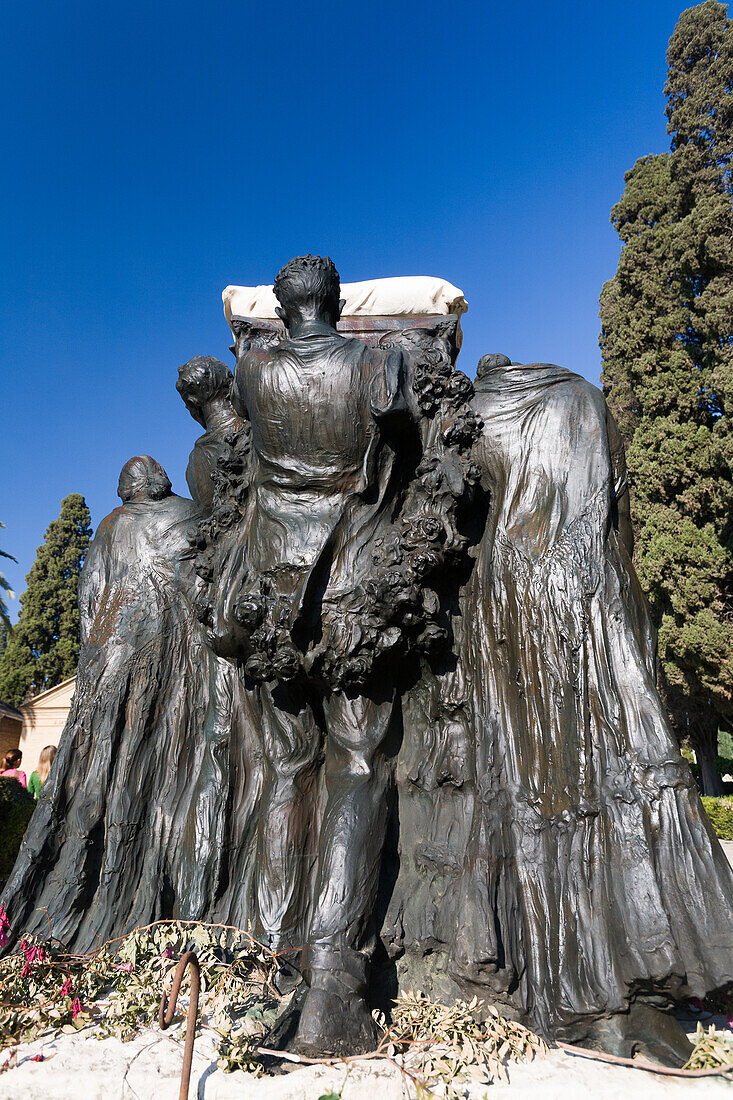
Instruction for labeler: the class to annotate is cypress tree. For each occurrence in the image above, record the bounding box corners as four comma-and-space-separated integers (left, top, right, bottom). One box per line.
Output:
0, 495, 92, 707
600, 1, 733, 794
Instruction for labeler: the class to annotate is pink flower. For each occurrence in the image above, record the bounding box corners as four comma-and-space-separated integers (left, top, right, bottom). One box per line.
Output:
157, 945, 175, 969
18, 939, 46, 975
59, 977, 72, 997
0, 904, 10, 949
114, 961, 134, 973
71, 998, 82, 1020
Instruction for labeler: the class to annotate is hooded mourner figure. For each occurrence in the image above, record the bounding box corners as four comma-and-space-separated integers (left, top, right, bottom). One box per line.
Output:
0, 456, 233, 947
387, 355, 733, 1063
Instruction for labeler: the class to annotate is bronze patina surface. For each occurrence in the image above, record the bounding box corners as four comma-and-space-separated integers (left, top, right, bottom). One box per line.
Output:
3, 256, 732, 1065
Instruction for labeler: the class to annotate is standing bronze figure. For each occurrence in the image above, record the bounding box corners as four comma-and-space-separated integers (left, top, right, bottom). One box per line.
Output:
197, 255, 478, 1054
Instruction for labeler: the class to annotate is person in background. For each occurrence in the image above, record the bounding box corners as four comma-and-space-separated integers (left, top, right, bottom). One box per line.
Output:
0, 749, 27, 788
28, 745, 56, 799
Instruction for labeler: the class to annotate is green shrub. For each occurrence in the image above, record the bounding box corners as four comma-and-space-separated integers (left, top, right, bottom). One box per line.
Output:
0, 779, 35, 890
701, 796, 733, 842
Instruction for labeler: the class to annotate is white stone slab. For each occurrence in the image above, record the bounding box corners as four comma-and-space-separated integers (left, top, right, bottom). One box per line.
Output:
3, 1023, 732, 1100
222, 276, 468, 327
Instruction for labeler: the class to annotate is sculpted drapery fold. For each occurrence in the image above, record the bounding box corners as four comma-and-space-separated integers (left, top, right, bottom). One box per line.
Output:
384, 359, 733, 1051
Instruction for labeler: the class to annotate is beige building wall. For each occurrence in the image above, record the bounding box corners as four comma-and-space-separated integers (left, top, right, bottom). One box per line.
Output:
19, 676, 76, 776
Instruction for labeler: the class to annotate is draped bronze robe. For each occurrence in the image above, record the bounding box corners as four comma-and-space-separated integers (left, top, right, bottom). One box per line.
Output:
386, 361, 733, 1038
1, 495, 236, 950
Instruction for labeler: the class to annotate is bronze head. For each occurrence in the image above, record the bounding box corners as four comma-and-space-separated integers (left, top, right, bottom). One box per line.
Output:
273, 254, 345, 332
117, 455, 172, 504
476, 352, 512, 380
177, 356, 234, 427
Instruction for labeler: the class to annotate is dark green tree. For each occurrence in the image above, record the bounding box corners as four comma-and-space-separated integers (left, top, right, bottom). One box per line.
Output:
0, 495, 92, 707
600, 1, 733, 794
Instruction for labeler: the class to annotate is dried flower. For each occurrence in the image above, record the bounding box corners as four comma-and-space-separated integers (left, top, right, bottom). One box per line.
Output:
0, 905, 9, 950
19, 941, 45, 977
684, 1021, 733, 1071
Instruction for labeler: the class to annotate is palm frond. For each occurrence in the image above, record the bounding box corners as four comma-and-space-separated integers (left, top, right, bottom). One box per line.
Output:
0, 593, 12, 632
0, 521, 17, 632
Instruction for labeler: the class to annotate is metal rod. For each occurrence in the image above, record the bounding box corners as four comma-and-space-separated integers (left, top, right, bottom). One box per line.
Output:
158, 951, 200, 1100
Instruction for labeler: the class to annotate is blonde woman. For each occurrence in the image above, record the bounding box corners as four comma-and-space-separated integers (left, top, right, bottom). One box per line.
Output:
28, 746, 56, 800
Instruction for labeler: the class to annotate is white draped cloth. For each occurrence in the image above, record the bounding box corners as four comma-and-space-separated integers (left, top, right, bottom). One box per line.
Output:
223, 276, 468, 328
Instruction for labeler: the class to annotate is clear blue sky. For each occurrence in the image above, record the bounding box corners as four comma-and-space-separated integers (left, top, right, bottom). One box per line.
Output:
0, 0, 696, 615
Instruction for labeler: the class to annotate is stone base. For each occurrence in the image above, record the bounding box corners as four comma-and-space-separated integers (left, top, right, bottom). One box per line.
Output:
4, 1020, 731, 1099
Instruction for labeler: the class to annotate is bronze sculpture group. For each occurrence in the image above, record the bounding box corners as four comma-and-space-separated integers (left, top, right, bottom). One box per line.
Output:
3, 255, 732, 1063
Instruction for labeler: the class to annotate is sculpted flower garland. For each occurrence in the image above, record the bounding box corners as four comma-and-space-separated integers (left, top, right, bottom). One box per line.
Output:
191, 327, 483, 690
